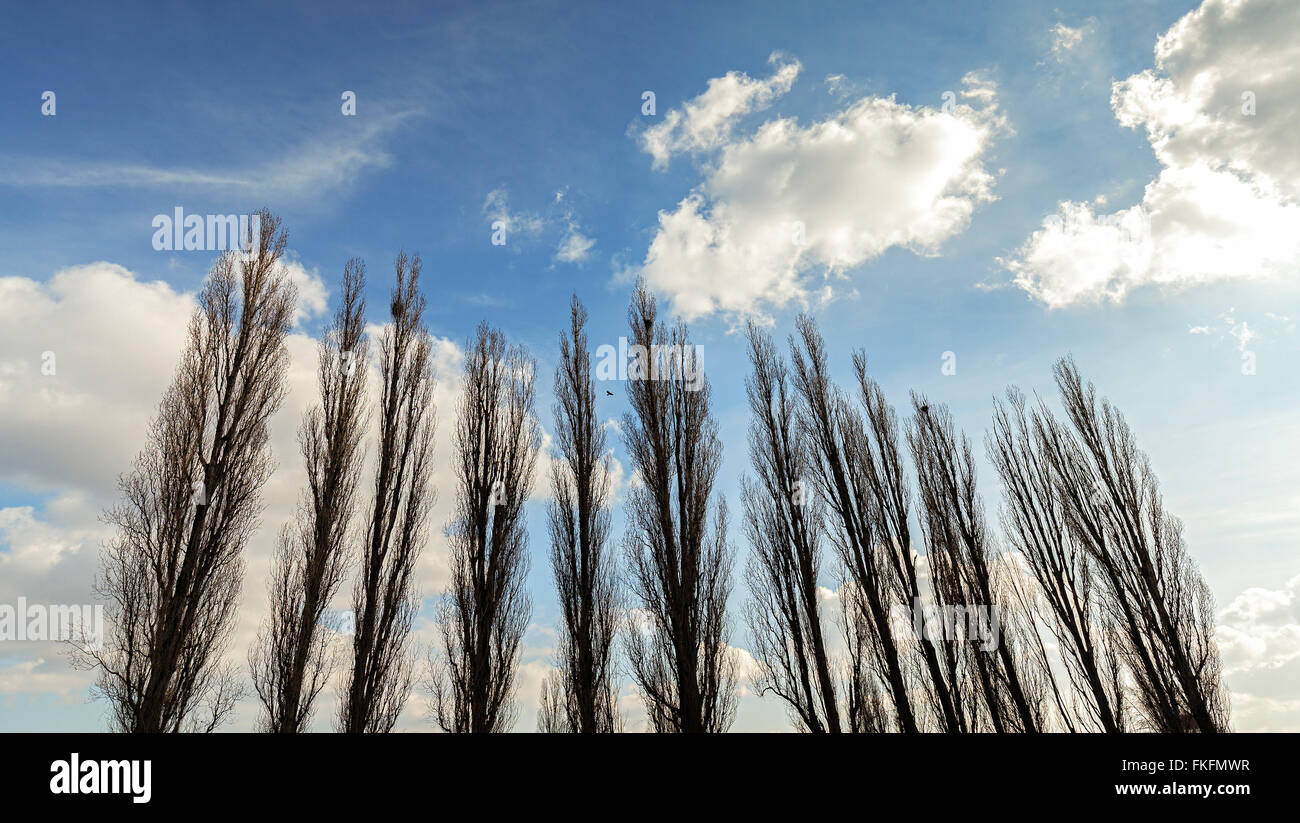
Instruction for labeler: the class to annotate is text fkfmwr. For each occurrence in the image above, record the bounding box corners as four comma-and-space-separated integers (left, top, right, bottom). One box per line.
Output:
50, 753, 151, 804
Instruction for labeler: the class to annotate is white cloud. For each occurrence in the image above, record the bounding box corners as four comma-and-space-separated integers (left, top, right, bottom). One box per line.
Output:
1005, 0, 1300, 307
0, 504, 103, 577
634, 69, 1006, 320
1217, 574, 1300, 730
1230, 319, 1257, 352
0, 112, 415, 201
1049, 20, 1095, 61
280, 257, 330, 326
641, 53, 802, 170
824, 74, 850, 97
554, 223, 595, 264
485, 186, 600, 266
0, 263, 192, 495
1184, 307, 1295, 356
0, 657, 88, 701
0, 257, 325, 499
483, 187, 546, 239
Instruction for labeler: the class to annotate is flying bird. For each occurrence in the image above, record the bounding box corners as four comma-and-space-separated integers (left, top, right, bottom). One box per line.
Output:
605, 390, 614, 397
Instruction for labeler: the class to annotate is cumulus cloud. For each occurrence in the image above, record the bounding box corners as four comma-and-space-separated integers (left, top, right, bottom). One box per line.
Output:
1217, 574, 1300, 730
280, 257, 329, 326
634, 68, 1006, 320
0, 263, 192, 495
1004, 0, 1300, 307
0, 265, 197, 719
641, 53, 802, 170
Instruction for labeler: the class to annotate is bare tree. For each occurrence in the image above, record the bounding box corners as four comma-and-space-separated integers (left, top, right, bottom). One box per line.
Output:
536, 669, 568, 732
1041, 357, 1228, 732
840, 600, 890, 733
741, 322, 840, 733
850, 352, 976, 733
431, 322, 539, 733
339, 253, 436, 733
988, 388, 1127, 733
82, 210, 296, 732
546, 296, 621, 733
250, 259, 369, 733
622, 282, 736, 733
787, 316, 920, 732
908, 395, 1044, 733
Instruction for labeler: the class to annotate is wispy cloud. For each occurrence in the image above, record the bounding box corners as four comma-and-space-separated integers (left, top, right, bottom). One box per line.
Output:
483, 186, 598, 265
483, 186, 546, 238
555, 222, 595, 264
0, 112, 418, 201
1048, 19, 1096, 61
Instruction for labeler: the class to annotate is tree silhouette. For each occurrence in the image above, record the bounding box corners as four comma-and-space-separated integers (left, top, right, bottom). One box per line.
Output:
741, 322, 840, 732
544, 296, 621, 733
83, 209, 295, 733
339, 252, 436, 734
431, 322, 539, 733
250, 258, 369, 733
621, 281, 736, 733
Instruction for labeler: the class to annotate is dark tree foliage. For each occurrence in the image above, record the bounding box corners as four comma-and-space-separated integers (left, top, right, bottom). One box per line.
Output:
340, 253, 436, 734
84, 210, 295, 733
621, 282, 736, 733
432, 322, 539, 733
545, 296, 621, 733
741, 322, 840, 732
988, 388, 1128, 733
251, 259, 369, 733
1031, 358, 1229, 732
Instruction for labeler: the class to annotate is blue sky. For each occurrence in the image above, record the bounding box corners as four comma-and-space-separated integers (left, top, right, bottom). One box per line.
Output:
1, 0, 1297, 731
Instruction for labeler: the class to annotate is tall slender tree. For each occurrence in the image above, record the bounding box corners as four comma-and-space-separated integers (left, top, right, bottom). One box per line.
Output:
849, 352, 971, 733
621, 282, 736, 733
339, 252, 436, 733
83, 209, 296, 732
908, 396, 1043, 733
988, 387, 1127, 733
787, 316, 918, 733
431, 322, 539, 733
741, 322, 840, 733
250, 259, 369, 733
1040, 357, 1228, 732
545, 296, 621, 733
536, 670, 567, 732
